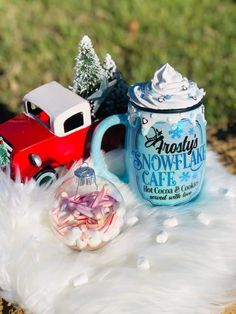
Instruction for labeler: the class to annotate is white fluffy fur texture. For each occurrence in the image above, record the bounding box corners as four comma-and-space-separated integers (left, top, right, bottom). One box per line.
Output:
0, 150, 236, 314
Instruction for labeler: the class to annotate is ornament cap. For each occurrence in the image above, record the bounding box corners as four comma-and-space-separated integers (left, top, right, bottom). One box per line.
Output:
74, 164, 97, 187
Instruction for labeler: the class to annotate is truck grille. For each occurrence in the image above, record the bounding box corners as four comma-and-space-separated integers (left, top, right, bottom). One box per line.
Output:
0, 136, 13, 166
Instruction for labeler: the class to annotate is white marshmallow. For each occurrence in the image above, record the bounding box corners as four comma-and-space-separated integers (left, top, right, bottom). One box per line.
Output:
197, 213, 211, 225
156, 230, 169, 244
225, 189, 236, 198
126, 216, 139, 227
76, 237, 87, 250
71, 227, 82, 237
64, 231, 77, 247
137, 256, 150, 271
88, 231, 102, 248
101, 232, 111, 242
163, 217, 178, 227
80, 225, 87, 232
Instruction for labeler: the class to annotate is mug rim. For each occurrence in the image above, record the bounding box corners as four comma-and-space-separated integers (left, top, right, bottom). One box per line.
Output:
129, 100, 203, 114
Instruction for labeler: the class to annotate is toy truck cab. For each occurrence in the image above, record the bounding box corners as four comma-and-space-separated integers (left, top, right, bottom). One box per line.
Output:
0, 81, 93, 185
23, 81, 91, 138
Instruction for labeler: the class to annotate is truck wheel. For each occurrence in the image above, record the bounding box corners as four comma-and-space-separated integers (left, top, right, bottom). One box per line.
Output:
34, 168, 58, 187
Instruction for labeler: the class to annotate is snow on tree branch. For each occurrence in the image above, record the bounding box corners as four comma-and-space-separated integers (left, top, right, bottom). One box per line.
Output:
71, 35, 128, 120
103, 53, 117, 81
72, 35, 105, 98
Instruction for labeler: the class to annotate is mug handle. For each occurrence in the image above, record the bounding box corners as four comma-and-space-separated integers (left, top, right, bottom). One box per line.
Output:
91, 113, 129, 183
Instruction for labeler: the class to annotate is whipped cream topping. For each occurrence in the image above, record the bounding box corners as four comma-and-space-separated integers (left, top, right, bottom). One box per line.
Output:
128, 63, 205, 110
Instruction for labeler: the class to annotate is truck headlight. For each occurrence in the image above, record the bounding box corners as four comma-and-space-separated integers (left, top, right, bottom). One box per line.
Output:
29, 154, 42, 167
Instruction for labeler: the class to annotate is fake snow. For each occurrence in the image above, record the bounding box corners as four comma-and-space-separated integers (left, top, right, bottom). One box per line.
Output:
140, 105, 205, 137
103, 53, 117, 81
79, 35, 93, 50
72, 273, 89, 287
0, 150, 236, 314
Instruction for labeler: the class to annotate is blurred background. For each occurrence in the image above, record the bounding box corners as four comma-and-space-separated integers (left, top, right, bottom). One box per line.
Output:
0, 0, 235, 125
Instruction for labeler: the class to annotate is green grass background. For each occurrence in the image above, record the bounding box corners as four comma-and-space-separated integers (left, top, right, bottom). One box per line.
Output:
0, 0, 235, 124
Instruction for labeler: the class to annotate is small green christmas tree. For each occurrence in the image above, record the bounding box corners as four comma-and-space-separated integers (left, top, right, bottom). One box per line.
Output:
71, 36, 128, 119
0, 138, 8, 167
72, 35, 105, 98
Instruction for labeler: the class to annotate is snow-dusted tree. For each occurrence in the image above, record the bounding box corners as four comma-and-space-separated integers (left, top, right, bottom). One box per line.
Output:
95, 54, 129, 118
0, 138, 8, 167
103, 53, 117, 81
72, 35, 105, 98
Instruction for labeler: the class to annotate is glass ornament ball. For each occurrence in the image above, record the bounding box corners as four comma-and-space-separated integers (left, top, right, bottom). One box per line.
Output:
50, 170, 125, 251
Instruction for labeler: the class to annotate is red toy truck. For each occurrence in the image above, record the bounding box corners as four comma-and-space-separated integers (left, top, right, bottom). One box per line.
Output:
0, 81, 120, 185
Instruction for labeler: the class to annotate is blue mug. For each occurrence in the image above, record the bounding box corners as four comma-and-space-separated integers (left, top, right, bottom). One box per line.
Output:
91, 99, 207, 206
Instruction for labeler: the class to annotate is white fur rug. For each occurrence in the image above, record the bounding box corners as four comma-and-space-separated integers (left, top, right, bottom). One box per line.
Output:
0, 150, 236, 314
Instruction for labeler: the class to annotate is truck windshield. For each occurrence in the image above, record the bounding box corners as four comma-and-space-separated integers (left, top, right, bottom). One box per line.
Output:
26, 101, 50, 128
64, 112, 84, 133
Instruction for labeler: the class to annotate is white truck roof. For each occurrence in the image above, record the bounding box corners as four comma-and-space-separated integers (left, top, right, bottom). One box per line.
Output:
23, 81, 90, 120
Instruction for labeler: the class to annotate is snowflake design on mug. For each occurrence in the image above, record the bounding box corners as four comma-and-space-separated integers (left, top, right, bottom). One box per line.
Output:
188, 127, 194, 136
179, 171, 190, 182
169, 125, 184, 139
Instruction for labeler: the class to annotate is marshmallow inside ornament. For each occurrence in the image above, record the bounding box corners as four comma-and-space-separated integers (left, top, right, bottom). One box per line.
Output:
50, 175, 125, 251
